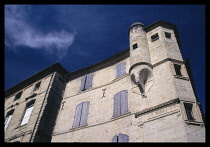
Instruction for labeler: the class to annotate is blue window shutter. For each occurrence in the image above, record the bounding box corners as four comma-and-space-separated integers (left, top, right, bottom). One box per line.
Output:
85, 74, 93, 89
112, 135, 118, 142
120, 62, 126, 76
116, 62, 126, 78
116, 63, 121, 78
80, 101, 90, 126
113, 92, 121, 117
72, 103, 83, 128
120, 90, 128, 115
80, 75, 87, 91
118, 134, 129, 142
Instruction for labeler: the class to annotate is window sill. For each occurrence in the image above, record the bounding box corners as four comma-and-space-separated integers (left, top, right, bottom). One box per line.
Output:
185, 120, 204, 126
14, 124, 27, 130
174, 75, 189, 81
70, 125, 88, 131
113, 74, 128, 82
111, 112, 131, 121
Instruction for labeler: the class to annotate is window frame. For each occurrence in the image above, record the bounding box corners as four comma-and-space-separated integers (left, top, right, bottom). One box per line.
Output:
80, 74, 94, 91
174, 64, 182, 76
115, 62, 126, 79
5, 109, 14, 131
165, 32, 171, 39
184, 103, 195, 121
132, 43, 138, 50
180, 101, 204, 125
20, 100, 35, 126
33, 81, 41, 91
151, 33, 159, 42
72, 101, 90, 128
171, 62, 189, 80
112, 134, 129, 142
113, 90, 128, 117
13, 91, 23, 101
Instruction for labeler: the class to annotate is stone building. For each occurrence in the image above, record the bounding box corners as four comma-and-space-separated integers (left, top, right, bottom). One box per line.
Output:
4, 20, 205, 142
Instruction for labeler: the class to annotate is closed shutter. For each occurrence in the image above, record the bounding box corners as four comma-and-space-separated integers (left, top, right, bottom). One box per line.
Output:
113, 92, 121, 117
112, 135, 118, 142
116, 62, 126, 78
80, 102, 90, 126
72, 103, 83, 128
120, 90, 128, 115
120, 62, 126, 76
85, 74, 93, 89
118, 134, 129, 142
80, 75, 87, 91
116, 63, 121, 78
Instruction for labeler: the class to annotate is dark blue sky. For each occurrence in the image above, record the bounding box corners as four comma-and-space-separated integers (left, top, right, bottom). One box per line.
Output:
5, 5, 205, 115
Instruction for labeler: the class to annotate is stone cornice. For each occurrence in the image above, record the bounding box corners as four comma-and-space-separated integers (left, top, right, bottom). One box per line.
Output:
135, 98, 180, 118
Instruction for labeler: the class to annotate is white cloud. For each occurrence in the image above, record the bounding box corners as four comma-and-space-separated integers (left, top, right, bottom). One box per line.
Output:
5, 5, 76, 59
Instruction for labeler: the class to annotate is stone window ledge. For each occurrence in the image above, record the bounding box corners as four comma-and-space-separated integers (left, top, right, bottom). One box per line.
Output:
70, 125, 88, 132
111, 112, 131, 121
174, 75, 189, 81
14, 124, 27, 130
185, 120, 204, 126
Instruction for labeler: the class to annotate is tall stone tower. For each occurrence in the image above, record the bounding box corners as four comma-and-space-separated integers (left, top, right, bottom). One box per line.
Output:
129, 20, 205, 142
129, 22, 153, 97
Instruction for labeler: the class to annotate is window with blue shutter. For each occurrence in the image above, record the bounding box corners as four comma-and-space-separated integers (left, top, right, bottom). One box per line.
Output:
116, 62, 126, 78
112, 134, 129, 142
113, 90, 128, 117
72, 101, 90, 128
80, 74, 94, 91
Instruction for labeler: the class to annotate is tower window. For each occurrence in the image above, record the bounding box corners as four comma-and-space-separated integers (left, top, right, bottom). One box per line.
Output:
165, 32, 171, 39
184, 103, 195, 121
132, 43, 138, 50
151, 33, 159, 42
174, 64, 182, 76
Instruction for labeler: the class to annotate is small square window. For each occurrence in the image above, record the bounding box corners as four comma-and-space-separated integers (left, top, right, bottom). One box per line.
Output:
165, 32, 171, 39
132, 43, 138, 50
34, 82, 41, 91
14, 91, 22, 101
174, 64, 182, 76
151, 33, 159, 42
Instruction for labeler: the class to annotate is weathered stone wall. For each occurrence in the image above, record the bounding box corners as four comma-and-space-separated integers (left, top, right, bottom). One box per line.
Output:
4, 73, 58, 142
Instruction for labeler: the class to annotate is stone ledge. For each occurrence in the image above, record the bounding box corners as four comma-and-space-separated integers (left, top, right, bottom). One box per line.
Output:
135, 98, 180, 118
174, 75, 189, 81
185, 120, 204, 126
111, 112, 132, 121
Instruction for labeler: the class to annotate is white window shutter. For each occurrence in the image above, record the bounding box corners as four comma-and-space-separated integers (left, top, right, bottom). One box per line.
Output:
20, 105, 34, 126
5, 114, 12, 131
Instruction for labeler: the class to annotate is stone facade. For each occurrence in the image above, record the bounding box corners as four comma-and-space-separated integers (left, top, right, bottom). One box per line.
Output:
5, 20, 205, 142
